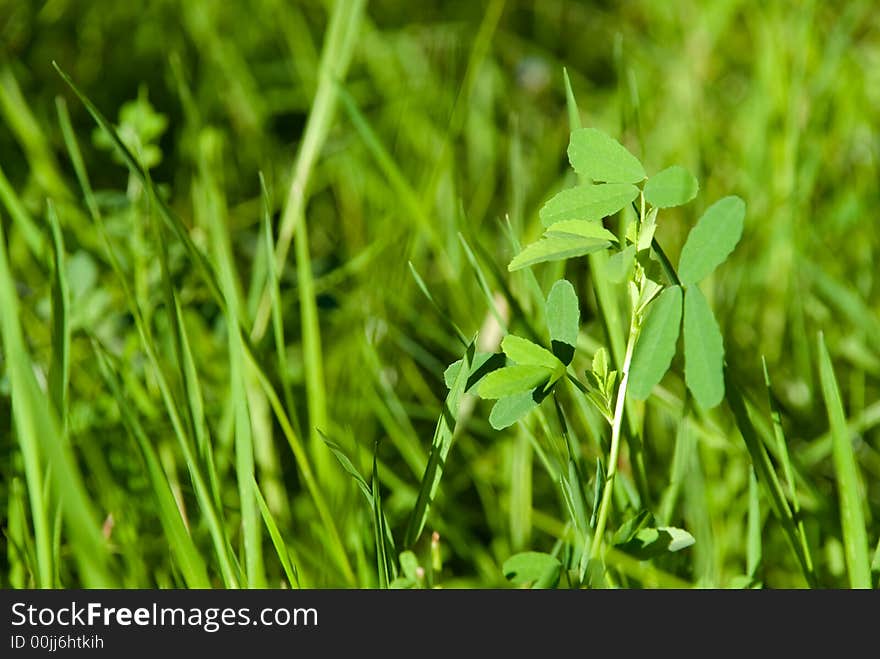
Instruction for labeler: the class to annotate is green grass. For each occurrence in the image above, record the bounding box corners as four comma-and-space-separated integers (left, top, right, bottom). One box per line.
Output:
1, 0, 878, 589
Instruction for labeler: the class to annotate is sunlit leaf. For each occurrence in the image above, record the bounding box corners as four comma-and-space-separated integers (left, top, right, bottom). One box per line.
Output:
502, 335, 563, 373
683, 286, 725, 408
644, 165, 699, 209
540, 183, 638, 226
508, 235, 611, 271
479, 365, 551, 399
629, 285, 683, 400
489, 392, 539, 430
567, 127, 646, 184
502, 551, 561, 588
678, 196, 745, 285
546, 279, 579, 366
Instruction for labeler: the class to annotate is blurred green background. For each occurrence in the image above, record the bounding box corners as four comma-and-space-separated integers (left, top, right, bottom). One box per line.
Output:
1, 0, 878, 588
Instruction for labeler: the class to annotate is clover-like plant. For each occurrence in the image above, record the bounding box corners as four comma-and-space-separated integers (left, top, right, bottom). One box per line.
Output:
467, 118, 744, 578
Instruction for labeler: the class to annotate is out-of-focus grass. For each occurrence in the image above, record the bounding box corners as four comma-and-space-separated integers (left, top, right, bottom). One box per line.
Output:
0, 0, 877, 588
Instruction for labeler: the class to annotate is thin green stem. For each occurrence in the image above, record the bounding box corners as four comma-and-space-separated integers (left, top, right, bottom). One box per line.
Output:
589, 316, 640, 563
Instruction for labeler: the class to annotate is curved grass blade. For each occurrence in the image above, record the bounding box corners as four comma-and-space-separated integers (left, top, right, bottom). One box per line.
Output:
725, 373, 816, 587
93, 342, 210, 588
817, 333, 871, 588
53, 62, 225, 307
762, 357, 814, 581
253, 477, 300, 588
0, 217, 114, 587
46, 201, 70, 434
405, 340, 475, 546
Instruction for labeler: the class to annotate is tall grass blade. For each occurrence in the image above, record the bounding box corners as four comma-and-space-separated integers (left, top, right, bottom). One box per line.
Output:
46, 201, 70, 434
405, 339, 475, 546
253, 477, 301, 588
93, 341, 211, 588
725, 373, 816, 586
0, 217, 114, 587
817, 332, 871, 588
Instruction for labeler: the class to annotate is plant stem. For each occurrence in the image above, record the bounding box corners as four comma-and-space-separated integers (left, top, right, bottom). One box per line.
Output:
589, 316, 640, 564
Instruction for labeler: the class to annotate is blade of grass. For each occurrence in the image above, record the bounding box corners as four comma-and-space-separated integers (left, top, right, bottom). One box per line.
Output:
746, 468, 762, 583
252, 0, 366, 339
762, 357, 814, 580
253, 477, 301, 588
405, 339, 475, 547
259, 173, 299, 435
250, 363, 356, 584
817, 332, 871, 588
53, 62, 225, 307
196, 135, 265, 588
0, 164, 45, 259
725, 372, 817, 587
46, 201, 70, 435
93, 341, 211, 588
372, 451, 393, 588
59, 141, 239, 586
0, 214, 114, 587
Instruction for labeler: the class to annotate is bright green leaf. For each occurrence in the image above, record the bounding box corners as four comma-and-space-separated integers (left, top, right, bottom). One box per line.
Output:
644, 165, 699, 208
540, 183, 639, 227
567, 128, 646, 184
678, 196, 745, 285
444, 351, 505, 391
479, 365, 551, 399
629, 286, 683, 400
817, 333, 871, 588
545, 219, 619, 243
662, 526, 697, 552
546, 279, 579, 366
508, 235, 611, 272
683, 286, 725, 408
502, 335, 563, 372
502, 551, 561, 588
489, 392, 539, 430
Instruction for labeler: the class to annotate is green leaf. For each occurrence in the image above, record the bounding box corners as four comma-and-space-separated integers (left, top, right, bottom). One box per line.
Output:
545, 220, 618, 242
683, 286, 725, 408
502, 551, 561, 588
644, 165, 699, 208
546, 279, 579, 366
489, 392, 540, 430
479, 365, 552, 399
629, 286, 683, 400
567, 128, 646, 184
616, 526, 695, 560
502, 335, 563, 374
508, 235, 611, 272
540, 183, 639, 226
678, 196, 745, 285
817, 333, 872, 588
443, 351, 506, 391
